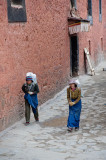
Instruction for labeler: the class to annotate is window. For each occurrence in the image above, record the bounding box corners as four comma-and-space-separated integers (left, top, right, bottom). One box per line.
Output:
101, 38, 103, 51
71, 0, 77, 9
7, 0, 27, 22
99, 0, 102, 22
11, 0, 23, 9
87, 0, 93, 25
88, 0, 92, 16
88, 40, 91, 55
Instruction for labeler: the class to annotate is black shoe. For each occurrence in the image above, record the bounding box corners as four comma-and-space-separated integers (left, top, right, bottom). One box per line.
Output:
67, 128, 73, 132
25, 122, 30, 126
35, 118, 39, 122
75, 127, 79, 131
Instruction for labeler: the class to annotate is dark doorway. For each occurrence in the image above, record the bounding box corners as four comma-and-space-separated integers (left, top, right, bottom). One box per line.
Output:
70, 35, 79, 77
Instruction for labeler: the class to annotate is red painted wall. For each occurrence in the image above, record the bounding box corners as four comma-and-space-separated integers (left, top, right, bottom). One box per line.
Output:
0, 0, 105, 131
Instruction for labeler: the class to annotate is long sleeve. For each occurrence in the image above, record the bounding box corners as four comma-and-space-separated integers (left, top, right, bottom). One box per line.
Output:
22, 84, 28, 93
74, 88, 81, 104
33, 83, 39, 94
67, 88, 71, 103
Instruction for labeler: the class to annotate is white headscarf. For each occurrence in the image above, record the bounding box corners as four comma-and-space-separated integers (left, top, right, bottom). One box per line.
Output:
26, 72, 37, 84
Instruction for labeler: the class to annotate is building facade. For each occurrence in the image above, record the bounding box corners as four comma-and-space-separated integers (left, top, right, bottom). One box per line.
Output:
0, 0, 105, 131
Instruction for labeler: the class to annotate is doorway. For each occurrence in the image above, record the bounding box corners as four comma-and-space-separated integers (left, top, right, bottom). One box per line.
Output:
70, 34, 79, 77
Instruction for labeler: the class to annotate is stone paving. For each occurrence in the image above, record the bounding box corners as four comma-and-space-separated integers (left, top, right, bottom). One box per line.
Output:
0, 62, 106, 160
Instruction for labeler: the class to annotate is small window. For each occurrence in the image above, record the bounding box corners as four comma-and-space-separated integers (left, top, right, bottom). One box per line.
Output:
7, 0, 27, 22
88, 0, 92, 16
101, 38, 103, 51
87, 0, 93, 25
99, 0, 102, 22
71, 0, 77, 9
88, 40, 91, 55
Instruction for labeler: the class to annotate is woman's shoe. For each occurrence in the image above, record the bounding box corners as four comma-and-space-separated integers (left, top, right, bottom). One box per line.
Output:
67, 128, 73, 132
26, 122, 30, 125
35, 118, 39, 122
75, 127, 79, 131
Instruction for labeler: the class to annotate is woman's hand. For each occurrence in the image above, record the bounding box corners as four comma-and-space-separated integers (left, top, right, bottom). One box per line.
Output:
28, 92, 34, 95
69, 102, 75, 106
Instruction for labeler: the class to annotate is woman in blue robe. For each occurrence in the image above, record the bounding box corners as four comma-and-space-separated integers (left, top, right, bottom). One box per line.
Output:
67, 79, 82, 132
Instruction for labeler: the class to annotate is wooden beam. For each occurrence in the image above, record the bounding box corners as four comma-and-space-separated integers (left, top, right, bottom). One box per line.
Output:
84, 48, 95, 76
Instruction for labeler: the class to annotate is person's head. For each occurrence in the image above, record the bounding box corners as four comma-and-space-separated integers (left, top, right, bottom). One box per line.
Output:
26, 80, 32, 85
69, 80, 77, 89
26, 76, 33, 85
70, 83, 77, 89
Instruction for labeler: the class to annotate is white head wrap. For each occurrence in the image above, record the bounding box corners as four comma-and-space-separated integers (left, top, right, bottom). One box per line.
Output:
26, 72, 37, 84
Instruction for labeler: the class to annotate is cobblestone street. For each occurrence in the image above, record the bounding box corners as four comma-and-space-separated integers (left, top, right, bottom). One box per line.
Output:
0, 62, 106, 160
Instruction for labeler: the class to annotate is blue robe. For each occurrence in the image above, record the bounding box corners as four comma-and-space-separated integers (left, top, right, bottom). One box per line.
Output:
24, 93, 38, 114
67, 99, 82, 128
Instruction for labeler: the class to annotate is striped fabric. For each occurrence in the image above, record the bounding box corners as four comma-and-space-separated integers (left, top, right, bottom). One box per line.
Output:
26, 76, 33, 81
